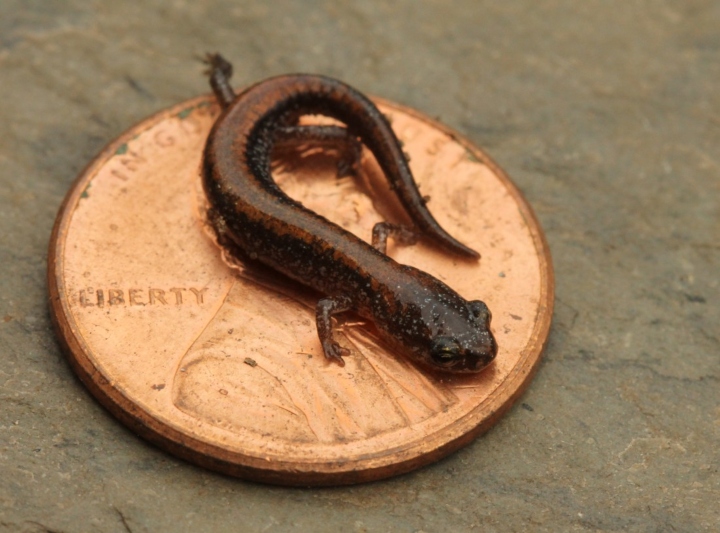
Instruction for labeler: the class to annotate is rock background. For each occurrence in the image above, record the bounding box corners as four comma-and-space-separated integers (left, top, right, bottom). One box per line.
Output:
1, 1, 718, 531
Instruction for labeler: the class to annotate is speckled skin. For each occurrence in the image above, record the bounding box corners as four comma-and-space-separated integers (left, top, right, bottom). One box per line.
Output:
202, 54, 497, 372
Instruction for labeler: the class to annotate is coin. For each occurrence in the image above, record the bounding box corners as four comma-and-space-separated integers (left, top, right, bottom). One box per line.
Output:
48, 93, 553, 486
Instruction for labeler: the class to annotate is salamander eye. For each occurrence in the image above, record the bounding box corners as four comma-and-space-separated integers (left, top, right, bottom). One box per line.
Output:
468, 300, 491, 323
430, 336, 461, 366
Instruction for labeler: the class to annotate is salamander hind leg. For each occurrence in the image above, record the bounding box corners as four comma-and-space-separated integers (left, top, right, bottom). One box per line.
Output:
275, 125, 363, 177
203, 52, 235, 108
371, 222, 418, 255
315, 295, 352, 366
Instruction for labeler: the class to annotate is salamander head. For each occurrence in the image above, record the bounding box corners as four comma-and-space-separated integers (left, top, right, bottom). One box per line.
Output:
424, 299, 497, 373
371, 268, 498, 374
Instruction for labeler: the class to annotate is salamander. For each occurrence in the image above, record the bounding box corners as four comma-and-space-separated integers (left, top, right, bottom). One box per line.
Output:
201, 53, 497, 373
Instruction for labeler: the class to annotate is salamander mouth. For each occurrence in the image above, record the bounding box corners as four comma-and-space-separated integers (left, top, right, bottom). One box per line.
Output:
453, 354, 494, 372
456, 339, 498, 372
427, 333, 498, 373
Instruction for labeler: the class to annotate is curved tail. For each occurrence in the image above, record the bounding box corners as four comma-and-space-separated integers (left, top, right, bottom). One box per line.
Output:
205, 55, 480, 260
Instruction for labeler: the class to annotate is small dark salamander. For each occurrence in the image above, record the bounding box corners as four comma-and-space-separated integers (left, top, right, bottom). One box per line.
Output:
202, 54, 497, 373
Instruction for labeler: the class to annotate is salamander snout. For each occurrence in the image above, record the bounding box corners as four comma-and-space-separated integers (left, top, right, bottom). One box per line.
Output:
429, 333, 497, 372
457, 335, 498, 372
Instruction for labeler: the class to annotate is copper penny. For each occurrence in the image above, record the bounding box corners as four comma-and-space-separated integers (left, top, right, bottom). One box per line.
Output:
48, 93, 554, 486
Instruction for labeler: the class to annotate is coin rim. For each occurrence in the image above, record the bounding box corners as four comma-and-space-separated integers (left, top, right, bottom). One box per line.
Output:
47, 93, 554, 486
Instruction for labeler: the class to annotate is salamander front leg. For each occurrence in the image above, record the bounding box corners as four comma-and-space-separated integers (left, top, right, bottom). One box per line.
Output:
316, 295, 352, 366
275, 125, 363, 177
371, 222, 418, 255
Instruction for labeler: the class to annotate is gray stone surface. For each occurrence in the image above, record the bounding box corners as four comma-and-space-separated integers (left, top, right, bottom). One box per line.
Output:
1, 1, 718, 531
